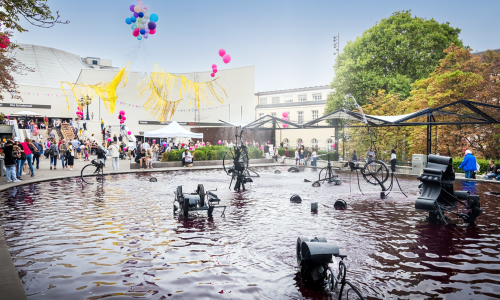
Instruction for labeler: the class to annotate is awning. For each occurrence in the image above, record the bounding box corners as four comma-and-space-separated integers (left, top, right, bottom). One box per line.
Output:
9, 110, 42, 117
144, 121, 203, 138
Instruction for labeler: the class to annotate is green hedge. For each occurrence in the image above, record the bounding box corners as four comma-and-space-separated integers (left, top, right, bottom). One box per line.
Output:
193, 150, 206, 161
157, 145, 265, 162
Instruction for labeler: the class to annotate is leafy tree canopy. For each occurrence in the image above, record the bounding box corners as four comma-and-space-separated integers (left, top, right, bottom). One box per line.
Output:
0, 0, 69, 33
325, 10, 463, 115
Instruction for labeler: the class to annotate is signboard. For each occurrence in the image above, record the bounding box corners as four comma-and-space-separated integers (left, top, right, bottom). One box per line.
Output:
0, 103, 51, 109
138, 121, 223, 126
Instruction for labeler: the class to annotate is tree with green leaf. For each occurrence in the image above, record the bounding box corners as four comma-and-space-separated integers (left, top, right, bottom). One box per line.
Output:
325, 10, 463, 114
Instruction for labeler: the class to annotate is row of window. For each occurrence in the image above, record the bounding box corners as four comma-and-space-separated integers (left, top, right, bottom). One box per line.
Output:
259, 93, 322, 105
258, 110, 318, 124
282, 138, 334, 146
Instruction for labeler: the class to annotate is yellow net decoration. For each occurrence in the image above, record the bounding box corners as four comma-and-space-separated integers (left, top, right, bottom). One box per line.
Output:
61, 63, 130, 114
138, 63, 228, 122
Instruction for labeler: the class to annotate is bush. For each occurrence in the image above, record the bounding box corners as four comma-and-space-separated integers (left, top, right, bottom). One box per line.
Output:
248, 147, 263, 159
217, 149, 227, 160
161, 152, 169, 162
210, 150, 218, 160
193, 150, 206, 161
169, 150, 182, 161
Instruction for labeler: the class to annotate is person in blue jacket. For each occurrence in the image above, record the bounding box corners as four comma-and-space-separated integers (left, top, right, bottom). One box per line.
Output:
459, 149, 477, 179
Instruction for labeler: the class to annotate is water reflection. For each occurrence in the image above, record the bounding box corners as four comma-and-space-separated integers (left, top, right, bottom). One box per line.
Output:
0, 168, 500, 299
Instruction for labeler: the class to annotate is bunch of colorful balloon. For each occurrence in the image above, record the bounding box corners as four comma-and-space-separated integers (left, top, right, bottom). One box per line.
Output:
281, 111, 289, 128
210, 64, 217, 78
118, 110, 127, 124
76, 107, 84, 120
125, 0, 158, 40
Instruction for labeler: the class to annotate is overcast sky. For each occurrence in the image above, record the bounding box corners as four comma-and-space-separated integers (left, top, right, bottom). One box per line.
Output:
11, 0, 500, 92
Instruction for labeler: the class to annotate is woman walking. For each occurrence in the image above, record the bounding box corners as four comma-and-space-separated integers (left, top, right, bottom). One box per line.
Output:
68, 144, 75, 170
59, 139, 68, 169
49, 140, 59, 170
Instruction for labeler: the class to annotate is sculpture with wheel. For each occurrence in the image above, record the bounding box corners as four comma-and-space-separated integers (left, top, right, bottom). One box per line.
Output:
346, 159, 406, 199
222, 127, 255, 191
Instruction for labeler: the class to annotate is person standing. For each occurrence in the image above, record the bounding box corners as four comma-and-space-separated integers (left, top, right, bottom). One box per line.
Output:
295, 148, 299, 165
304, 147, 310, 166
96, 144, 106, 166
91, 112, 94, 121
32, 139, 42, 169
311, 148, 317, 167
67, 144, 75, 170
108, 141, 120, 171
44, 115, 48, 129
458, 149, 477, 179
390, 149, 397, 173
59, 139, 68, 169
2, 140, 20, 182
49, 140, 59, 170
83, 119, 87, 131
264, 144, 269, 159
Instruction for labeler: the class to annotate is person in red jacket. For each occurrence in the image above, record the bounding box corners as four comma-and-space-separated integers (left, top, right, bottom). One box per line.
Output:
18, 138, 35, 178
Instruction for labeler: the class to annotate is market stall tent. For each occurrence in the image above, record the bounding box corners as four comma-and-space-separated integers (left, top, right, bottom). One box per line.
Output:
143, 121, 203, 139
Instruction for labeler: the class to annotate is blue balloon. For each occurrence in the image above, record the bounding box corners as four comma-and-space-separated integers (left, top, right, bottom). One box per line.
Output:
137, 35, 143, 40
140, 29, 145, 35
131, 24, 137, 30
150, 13, 158, 22
130, 16, 136, 23
125, 18, 131, 25
138, 12, 144, 18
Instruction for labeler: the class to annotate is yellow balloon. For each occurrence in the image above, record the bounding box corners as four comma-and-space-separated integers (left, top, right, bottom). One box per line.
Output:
2, 139, 5, 142
134, 5, 142, 13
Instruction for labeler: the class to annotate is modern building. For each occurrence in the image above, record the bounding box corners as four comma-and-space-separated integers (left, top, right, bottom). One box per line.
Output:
0, 44, 255, 143
254, 85, 336, 149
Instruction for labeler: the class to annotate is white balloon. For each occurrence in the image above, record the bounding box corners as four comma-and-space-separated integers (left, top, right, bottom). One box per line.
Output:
140, 23, 146, 29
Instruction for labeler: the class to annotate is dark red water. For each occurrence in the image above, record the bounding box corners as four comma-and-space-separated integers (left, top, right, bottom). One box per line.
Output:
1, 167, 500, 299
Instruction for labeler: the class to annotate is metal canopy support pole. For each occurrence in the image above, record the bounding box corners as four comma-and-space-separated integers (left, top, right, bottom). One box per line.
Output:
426, 114, 431, 155
334, 119, 339, 161
272, 120, 276, 146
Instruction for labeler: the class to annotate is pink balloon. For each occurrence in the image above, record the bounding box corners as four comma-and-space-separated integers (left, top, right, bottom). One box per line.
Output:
153, 140, 156, 143
213, 68, 217, 73
222, 54, 231, 64
211, 73, 215, 77
189, 147, 193, 150
149, 29, 156, 35
260, 146, 263, 150
133, 30, 139, 37
127, 131, 132, 135
119, 110, 125, 115
282, 111, 288, 118
107, 138, 111, 142
195, 144, 199, 148
202, 143, 205, 146
218, 140, 221, 144
283, 124, 288, 128
219, 49, 226, 57
212, 64, 217, 69
122, 116, 127, 121
124, 148, 127, 151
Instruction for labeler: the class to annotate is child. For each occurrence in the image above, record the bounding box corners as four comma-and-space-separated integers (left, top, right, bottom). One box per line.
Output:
84, 144, 89, 161
299, 150, 305, 165
146, 148, 153, 169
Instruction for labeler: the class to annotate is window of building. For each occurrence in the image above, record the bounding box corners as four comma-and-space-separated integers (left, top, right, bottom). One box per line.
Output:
311, 138, 318, 147
259, 98, 267, 105
297, 111, 304, 124
258, 113, 264, 118
272, 97, 280, 104
326, 138, 334, 151
92, 60, 98, 65
298, 94, 307, 102
284, 95, 293, 103
271, 112, 276, 117
283, 138, 290, 147
312, 110, 318, 120
312, 93, 322, 101
297, 138, 303, 146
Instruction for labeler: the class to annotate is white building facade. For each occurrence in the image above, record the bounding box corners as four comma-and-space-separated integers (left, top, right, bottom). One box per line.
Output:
255, 85, 336, 149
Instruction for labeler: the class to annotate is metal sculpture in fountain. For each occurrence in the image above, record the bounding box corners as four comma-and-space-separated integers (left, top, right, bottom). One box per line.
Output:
296, 236, 365, 299
415, 155, 482, 224
346, 159, 406, 199
311, 154, 342, 187
222, 127, 258, 191
173, 184, 226, 217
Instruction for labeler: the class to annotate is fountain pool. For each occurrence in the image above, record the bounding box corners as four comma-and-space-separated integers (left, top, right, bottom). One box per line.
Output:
1, 167, 500, 299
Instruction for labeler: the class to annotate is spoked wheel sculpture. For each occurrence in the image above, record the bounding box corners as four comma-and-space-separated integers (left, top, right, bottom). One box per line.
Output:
347, 160, 406, 199
80, 159, 104, 184
312, 154, 342, 187
222, 127, 255, 191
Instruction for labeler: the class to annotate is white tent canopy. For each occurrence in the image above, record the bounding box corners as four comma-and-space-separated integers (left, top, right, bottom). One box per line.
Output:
9, 110, 42, 117
144, 121, 203, 139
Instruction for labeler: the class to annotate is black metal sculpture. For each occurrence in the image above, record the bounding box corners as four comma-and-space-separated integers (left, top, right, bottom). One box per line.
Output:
173, 184, 226, 217
296, 236, 364, 299
222, 127, 256, 191
311, 154, 342, 187
415, 155, 482, 224
346, 160, 406, 199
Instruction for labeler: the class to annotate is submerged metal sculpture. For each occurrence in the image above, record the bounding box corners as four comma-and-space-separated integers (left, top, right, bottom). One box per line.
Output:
346, 160, 406, 199
296, 237, 364, 299
311, 154, 342, 187
415, 155, 482, 224
173, 184, 226, 217
222, 127, 257, 191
